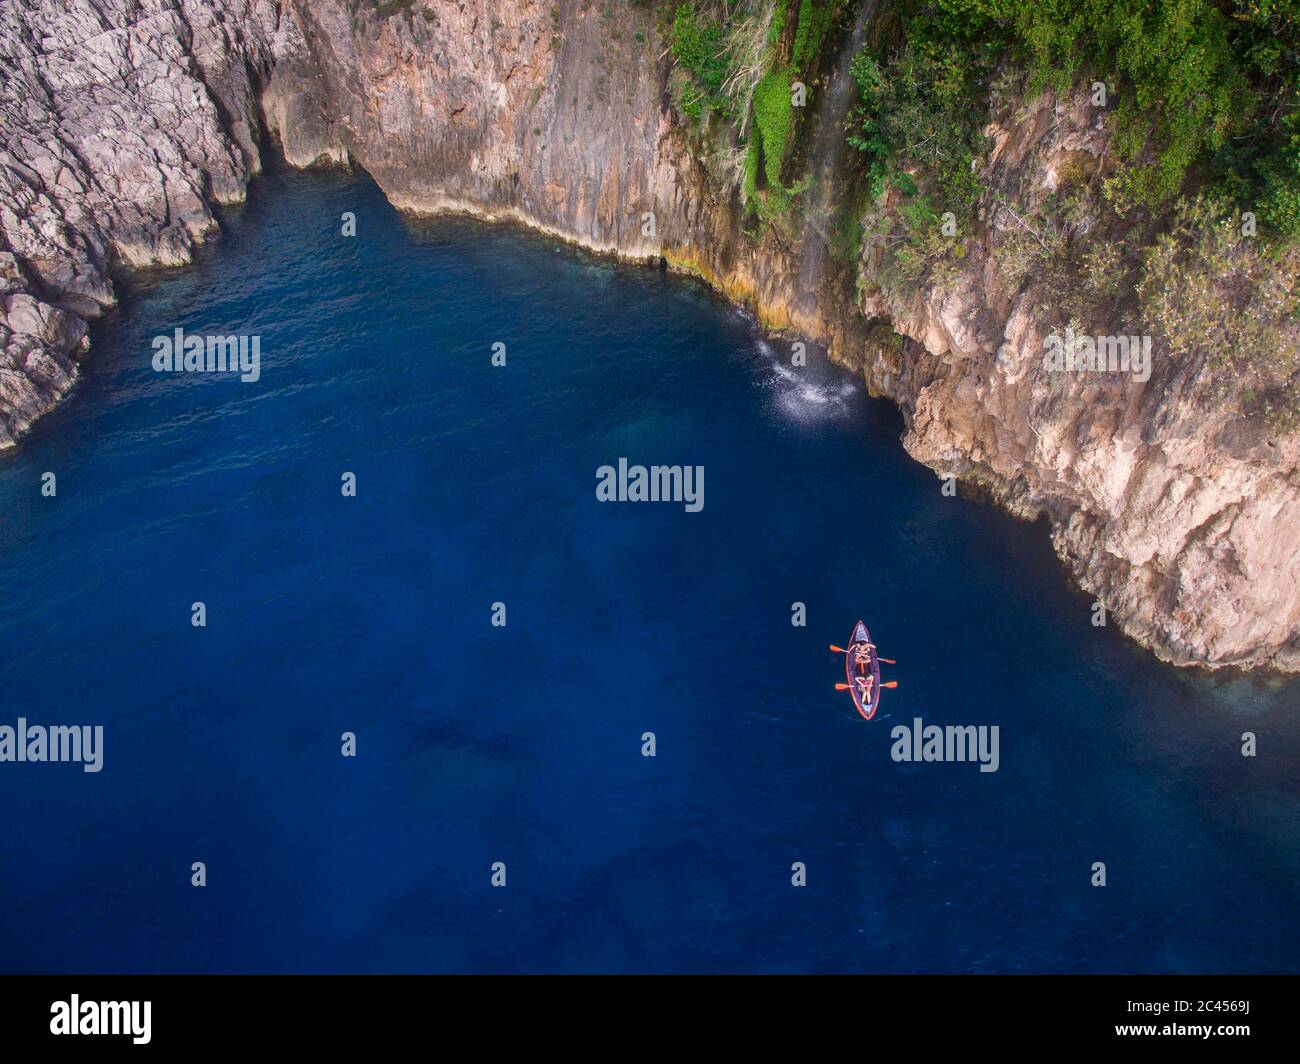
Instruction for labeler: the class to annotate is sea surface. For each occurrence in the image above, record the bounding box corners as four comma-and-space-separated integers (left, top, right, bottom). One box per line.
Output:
1, 167, 1297, 973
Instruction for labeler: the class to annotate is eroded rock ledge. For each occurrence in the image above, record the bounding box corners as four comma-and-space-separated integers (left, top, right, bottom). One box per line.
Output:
0, 0, 298, 444
1, 0, 1296, 672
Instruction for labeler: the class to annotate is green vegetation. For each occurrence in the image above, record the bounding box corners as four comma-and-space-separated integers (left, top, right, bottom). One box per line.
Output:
668, 1, 842, 227
769, 0, 791, 44
661, 0, 1299, 423
846, 1, 1300, 231
752, 67, 794, 187
1014, 1, 1300, 225
889, 199, 967, 287
842, 0, 1300, 358
793, 0, 834, 67
670, 3, 731, 118
743, 138, 761, 202
845, 6, 1002, 294
828, 200, 866, 261
846, 39, 993, 213
1137, 196, 1300, 428
990, 190, 1136, 322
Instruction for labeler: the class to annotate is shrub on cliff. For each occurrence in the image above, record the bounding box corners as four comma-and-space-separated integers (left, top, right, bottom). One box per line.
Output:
844, 1, 1300, 237
669, 0, 788, 124
670, 0, 840, 223
1018, 0, 1244, 211
1138, 196, 1300, 429
671, 3, 730, 118
845, 11, 995, 293
965, 0, 1300, 231
1256, 83, 1300, 236
846, 14, 997, 214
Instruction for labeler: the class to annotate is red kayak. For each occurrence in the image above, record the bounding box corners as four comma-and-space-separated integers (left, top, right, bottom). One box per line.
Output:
832, 621, 895, 721
845, 620, 881, 720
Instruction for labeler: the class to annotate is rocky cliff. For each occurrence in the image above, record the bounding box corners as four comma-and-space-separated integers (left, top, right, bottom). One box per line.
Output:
1, 0, 1297, 672
0, 0, 303, 444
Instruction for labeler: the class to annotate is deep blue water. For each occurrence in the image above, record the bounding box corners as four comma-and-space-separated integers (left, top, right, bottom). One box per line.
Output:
1, 167, 1298, 974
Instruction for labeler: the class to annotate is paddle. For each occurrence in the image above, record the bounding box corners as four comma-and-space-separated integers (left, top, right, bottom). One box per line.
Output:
831, 644, 896, 665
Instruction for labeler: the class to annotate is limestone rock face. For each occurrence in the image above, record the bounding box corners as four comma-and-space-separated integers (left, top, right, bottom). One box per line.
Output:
848, 90, 1300, 672
0, 0, 309, 443
278, 2, 701, 256
0, 0, 1296, 672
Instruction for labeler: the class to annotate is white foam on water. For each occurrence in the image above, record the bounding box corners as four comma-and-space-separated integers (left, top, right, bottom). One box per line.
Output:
750, 339, 860, 423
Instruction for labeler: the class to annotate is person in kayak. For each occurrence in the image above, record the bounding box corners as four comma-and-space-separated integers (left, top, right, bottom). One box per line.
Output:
852, 643, 874, 671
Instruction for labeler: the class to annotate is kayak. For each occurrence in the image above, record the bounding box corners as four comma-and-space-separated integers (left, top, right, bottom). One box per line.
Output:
845, 619, 881, 721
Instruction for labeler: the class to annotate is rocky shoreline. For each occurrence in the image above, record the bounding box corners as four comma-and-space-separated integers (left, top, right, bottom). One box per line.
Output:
2, 0, 1297, 672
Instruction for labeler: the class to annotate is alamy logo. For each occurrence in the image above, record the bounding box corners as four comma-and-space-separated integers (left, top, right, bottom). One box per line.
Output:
152, 327, 261, 382
50, 996, 150, 1044
1042, 326, 1152, 383
890, 716, 1000, 773
596, 458, 704, 512
0, 717, 103, 772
